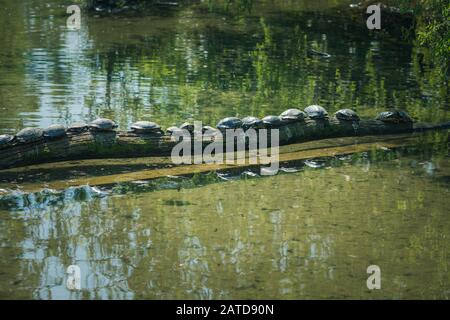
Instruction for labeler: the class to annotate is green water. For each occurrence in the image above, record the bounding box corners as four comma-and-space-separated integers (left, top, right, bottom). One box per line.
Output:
0, 147, 449, 299
0, 0, 449, 299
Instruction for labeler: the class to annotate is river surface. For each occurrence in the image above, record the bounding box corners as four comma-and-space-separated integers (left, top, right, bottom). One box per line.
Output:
0, 0, 449, 299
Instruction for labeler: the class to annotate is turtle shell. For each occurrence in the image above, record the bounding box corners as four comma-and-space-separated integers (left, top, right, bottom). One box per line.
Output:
376, 110, 414, 123
130, 121, 162, 133
43, 124, 67, 139
242, 117, 265, 130
304, 105, 328, 119
335, 109, 360, 121
0, 134, 15, 147
217, 117, 243, 130
262, 115, 286, 128
280, 109, 306, 122
202, 126, 219, 135
67, 122, 89, 133
89, 118, 118, 131
179, 122, 195, 133
166, 126, 181, 135
16, 127, 44, 143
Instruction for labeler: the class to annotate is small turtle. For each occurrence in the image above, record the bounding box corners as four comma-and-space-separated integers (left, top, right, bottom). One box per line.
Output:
180, 122, 195, 133
43, 124, 67, 139
242, 116, 265, 130
0, 134, 15, 148
280, 109, 307, 122
166, 126, 182, 135
130, 121, 163, 134
262, 115, 286, 128
89, 118, 118, 131
217, 117, 243, 131
376, 110, 414, 124
335, 109, 360, 121
67, 122, 89, 133
16, 127, 44, 143
304, 105, 328, 119
202, 126, 220, 135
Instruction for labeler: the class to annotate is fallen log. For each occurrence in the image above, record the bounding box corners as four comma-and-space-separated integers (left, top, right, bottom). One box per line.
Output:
0, 130, 447, 192
0, 116, 449, 170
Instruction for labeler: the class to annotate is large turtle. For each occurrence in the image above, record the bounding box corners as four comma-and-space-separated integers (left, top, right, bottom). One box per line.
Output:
67, 122, 89, 133
376, 110, 414, 124
130, 121, 163, 134
43, 124, 67, 139
304, 105, 328, 119
242, 116, 265, 130
16, 127, 44, 143
217, 117, 243, 131
262, 115, 286, 128
335, 109, 360, 121
89, 118, 118, 131
280, 109, 306, 122
0, 134, 15, 148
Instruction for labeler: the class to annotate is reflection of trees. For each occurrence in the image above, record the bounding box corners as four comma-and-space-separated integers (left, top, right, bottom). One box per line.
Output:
1, 0, 447, 134
0, 140, 449, 299
0, 0, 35, 132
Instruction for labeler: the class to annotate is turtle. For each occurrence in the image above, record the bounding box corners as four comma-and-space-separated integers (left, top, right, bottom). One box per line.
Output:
376, 110, 414, 124
217, 117, 243, 131
43, 124, 67, 139
166, 126, 182, 135
202, 126, 220, 135
179, 122, 195, 133
262, 115, 286, 128
166, 126, 187, 140
280, 109, 307, 122
335, 109, 360, 121
89, 118, 118, 131
304, 105, 328, 119
0, 134, 15, 148
16, 127, 44, 143
242, 116, 265, 130
130, 121, 163, 134
67, 122, 89, 133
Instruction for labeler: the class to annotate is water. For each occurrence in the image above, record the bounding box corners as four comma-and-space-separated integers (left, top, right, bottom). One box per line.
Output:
0, 0, 448, 133
0, 147, 449, 299
0, 0, 449, 299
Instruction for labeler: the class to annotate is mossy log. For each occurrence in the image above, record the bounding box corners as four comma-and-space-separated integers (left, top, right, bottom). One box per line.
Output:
1, 118, 449, 170
0, 131, 446, 192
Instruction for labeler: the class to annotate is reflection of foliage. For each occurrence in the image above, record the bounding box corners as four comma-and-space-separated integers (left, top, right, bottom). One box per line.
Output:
84, 5, 447, 126
2, 0, 448, 134
206, 0, 254, 15
88, 0, 152, 10
390, 0, 449, 76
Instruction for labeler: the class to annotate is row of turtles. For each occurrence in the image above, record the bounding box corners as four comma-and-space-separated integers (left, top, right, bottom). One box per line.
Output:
214, 106, 413, 131
0, 119, 157, 148
0, 108, 414, 148
217, 106, 330, 131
